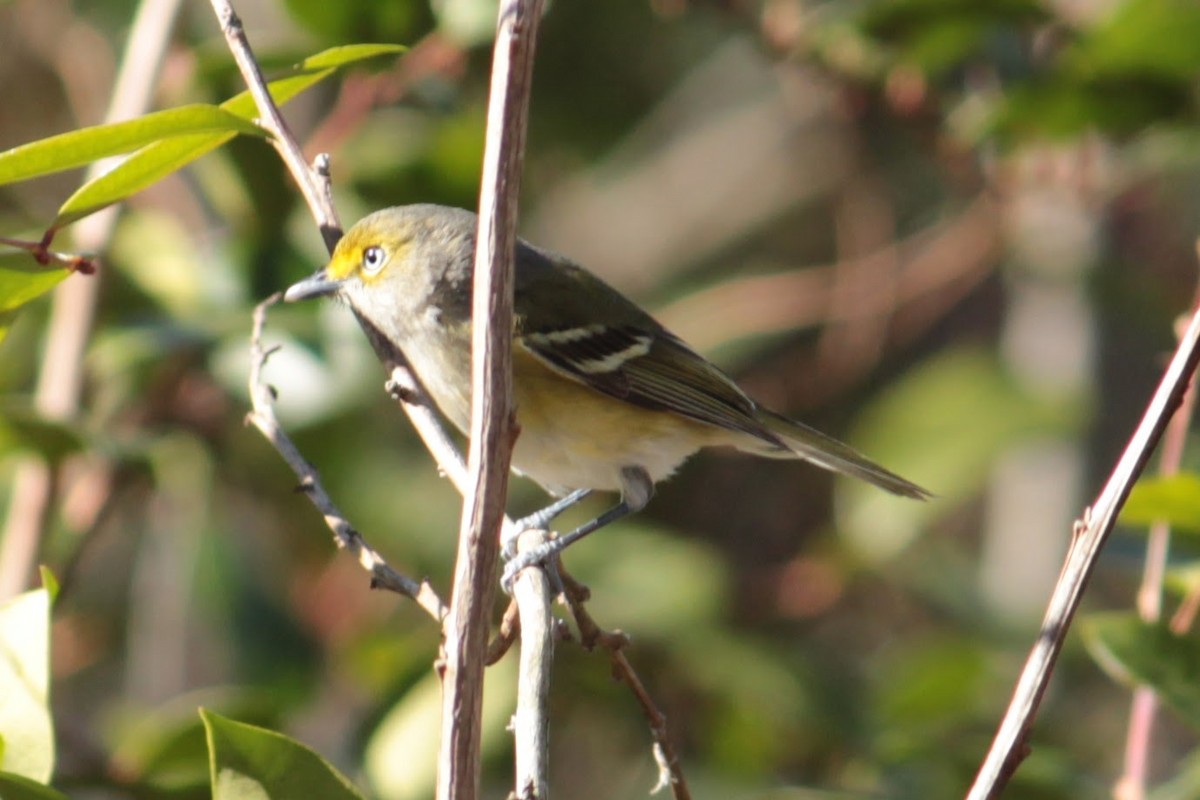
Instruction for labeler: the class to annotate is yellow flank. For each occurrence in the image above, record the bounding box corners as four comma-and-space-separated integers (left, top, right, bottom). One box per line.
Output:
509, 345, 717, 494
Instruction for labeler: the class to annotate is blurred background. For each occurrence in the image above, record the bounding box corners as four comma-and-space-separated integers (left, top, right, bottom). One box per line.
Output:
2, 0, 1200, 797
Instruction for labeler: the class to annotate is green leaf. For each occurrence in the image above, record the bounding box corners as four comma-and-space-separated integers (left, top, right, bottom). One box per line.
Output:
0, 772, 69, 800
1082, 612, 1200, 730
54, 44, 406, 227
110, 689, 281, 796
202, 710, 366, 800
1121, 474, 1200, 532
0, 105, 265, 187
0, 589, 54, 782
0, 256, 72, 345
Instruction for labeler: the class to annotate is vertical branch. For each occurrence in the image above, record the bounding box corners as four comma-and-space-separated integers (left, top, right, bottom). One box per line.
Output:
511, 531, 554, 799
967, 302, 1200, 799
0, 0, 185, 602
436, 1, 544, 799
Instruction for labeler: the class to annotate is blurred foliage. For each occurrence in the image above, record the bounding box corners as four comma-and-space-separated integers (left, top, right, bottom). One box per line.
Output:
1083, 612, 1200, 732
0, 0, 1199, 797
1123, 474, 1200, 533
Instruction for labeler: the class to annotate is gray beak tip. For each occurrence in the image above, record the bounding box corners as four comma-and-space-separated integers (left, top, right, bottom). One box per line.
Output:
284, 271, 341, 303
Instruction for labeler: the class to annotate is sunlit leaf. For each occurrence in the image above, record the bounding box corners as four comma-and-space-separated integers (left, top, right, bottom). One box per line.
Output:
203, 710, 365, 800
0, 589, 53, 782
0, 772, 68, 800
1083, 612, 1200, 731
0, 105, 264, 187
1121, 474, 1200, 532
54, 44, 406, 227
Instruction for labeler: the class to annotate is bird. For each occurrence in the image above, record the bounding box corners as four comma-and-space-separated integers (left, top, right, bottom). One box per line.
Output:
284, 204, 929, 583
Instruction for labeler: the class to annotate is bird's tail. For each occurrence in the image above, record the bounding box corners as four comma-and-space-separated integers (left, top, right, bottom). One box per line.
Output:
748, 409, 931, 500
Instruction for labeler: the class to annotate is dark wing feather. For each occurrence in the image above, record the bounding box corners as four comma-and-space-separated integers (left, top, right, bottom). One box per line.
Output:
512, 242, 783, 447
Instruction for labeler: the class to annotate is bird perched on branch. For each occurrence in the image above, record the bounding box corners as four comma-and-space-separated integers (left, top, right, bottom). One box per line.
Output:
285, 204, 929, 584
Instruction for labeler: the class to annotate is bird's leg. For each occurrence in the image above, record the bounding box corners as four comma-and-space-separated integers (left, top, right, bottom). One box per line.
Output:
502, 488, 592, 558
518, 489, 591, 535
502, 467, 652, 590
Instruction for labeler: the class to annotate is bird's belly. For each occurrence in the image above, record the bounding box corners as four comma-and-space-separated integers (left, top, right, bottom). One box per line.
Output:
509, 363, 709, 496
403, 334, 712, 497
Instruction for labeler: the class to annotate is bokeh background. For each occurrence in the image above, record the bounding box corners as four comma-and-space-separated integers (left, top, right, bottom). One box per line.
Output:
3, 0, 1200, 797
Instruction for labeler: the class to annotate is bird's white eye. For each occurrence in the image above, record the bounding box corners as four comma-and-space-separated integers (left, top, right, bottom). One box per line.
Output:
362, 245, 387, 274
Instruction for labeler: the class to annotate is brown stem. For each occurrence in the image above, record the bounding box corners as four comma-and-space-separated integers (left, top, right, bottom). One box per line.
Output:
435, 2, 542, 797
560, 572, 692, 800
968, 302, 1200, 799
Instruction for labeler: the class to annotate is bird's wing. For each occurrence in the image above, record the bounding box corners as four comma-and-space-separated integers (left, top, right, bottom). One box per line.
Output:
519, 322, 779, 445
512, 246, 783, 445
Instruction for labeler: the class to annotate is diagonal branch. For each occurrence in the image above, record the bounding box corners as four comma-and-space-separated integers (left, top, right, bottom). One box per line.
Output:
208, 0, 341, 250
967, 301, 1200, 799
245, 295, 447, 621
560, 572, 692, 800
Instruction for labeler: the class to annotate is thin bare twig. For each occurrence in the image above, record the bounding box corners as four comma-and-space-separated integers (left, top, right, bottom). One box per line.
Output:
208, 0, 340, 250
207, 0, 476, 624
486, 599, 522, 665
437, 1, 543, 797
968, 301, 1200, 799
0, 0, 185, 602
560, 573, 692, 800
245, 296, 447, 620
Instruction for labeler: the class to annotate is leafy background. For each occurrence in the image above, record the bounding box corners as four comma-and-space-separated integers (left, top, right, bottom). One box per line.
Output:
3, 0, 1200, 797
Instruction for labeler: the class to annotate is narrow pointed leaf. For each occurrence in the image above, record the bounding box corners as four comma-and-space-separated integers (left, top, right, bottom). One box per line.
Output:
54, 132, 235, 227
0, 105, 264, 187
54, 44, 405, 228
202, 710, 366, 800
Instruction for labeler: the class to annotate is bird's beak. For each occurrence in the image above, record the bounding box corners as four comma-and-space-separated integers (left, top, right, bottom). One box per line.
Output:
284, 268, 342, 302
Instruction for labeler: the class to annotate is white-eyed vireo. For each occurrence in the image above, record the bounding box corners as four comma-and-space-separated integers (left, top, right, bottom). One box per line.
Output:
285, 205, 929, 578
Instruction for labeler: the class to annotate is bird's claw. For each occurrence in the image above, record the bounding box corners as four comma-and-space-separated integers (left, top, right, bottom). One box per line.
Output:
500, 539, 563, 595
